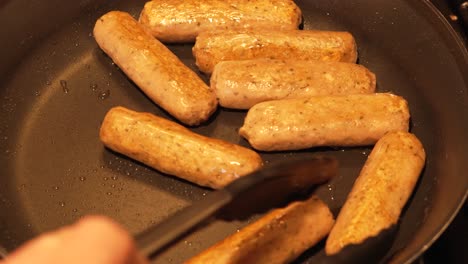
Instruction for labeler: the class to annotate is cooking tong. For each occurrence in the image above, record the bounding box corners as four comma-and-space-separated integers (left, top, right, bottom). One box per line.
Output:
136, 156, 338, 259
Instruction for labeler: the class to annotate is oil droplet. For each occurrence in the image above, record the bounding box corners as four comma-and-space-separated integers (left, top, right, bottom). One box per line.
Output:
59, 201, 66, 207
111, 184, 116, 188
53, 186, 59, 190
118, 187, 123, 191
98, 90, 110, 100
111, 176, 118, 180
106, 192, 112, 195
35, 91, 41, 96
125, 172, 130, 176
72, 208, 78, 212
103, 177, 109, 181
90, 83, 98, 91
327, 184, 335, 201
60, 80, 69, 94
79, 176, 86, 181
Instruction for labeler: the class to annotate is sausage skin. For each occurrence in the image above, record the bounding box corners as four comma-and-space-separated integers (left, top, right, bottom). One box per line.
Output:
325, 132, 426, 255
100, 107, 263, 189
139, 0, 302, 43
211, 59, 376, 109
193, 30, 357, 74
94, 11, 217, 126
239, 93, 410, 151
185, 195, 334, 264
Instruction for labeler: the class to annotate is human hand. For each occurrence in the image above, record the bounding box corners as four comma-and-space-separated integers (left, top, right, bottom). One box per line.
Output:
2, 216, 147, 264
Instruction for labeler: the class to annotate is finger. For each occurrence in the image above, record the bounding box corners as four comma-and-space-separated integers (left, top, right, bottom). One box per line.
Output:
4, 216, 148, 264
59, 216, 144, 264
3, 225, 76, 264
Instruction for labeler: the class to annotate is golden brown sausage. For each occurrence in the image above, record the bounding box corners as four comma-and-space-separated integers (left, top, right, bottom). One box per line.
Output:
239, 93, 410, 151
139, 0, 302, 43
193, 30, 357, 74
325, 132, 426, 255
185, 195, 335, 264
100, 107, 262, 189
211, 59, 376, 109
94, 11, 217, 126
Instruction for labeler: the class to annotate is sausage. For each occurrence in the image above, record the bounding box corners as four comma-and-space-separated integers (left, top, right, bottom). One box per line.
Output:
94, 11, 217, 126
100, 107, 263, 189
185, 195, 334, 264
193, 30, 357, 74
211, 59, 376, 109
139, 0, 302, 43
239, 93, 410, 151
325, 132, 426, 255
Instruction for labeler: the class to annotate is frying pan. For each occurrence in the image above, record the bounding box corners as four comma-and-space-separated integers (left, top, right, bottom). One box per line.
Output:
0, 0, 466, 263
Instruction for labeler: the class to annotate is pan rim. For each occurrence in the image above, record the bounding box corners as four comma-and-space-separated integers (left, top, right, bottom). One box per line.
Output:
397, 1, 468, 263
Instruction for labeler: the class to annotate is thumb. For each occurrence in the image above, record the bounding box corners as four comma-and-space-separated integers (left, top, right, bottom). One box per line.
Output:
4, 216, 147, 264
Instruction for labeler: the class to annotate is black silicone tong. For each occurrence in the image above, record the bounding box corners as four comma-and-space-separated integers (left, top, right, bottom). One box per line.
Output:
136, 156, 338, 259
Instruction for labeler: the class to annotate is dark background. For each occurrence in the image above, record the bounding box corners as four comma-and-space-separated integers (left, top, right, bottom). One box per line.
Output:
424, 205, 467, 263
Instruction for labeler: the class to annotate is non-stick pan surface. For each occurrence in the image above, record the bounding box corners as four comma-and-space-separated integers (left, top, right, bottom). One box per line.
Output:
0, 0, 467, 263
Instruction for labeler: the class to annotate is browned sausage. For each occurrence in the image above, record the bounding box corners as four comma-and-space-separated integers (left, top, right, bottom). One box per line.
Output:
211, 59, 376, 109
139, 0, 302, 43
193, 30, 357, 74
100, 107, 263, 189
94, 11, 217, 126
185, 195, 335, 264
325, 132, 426, 255
239, 93, 410, 151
